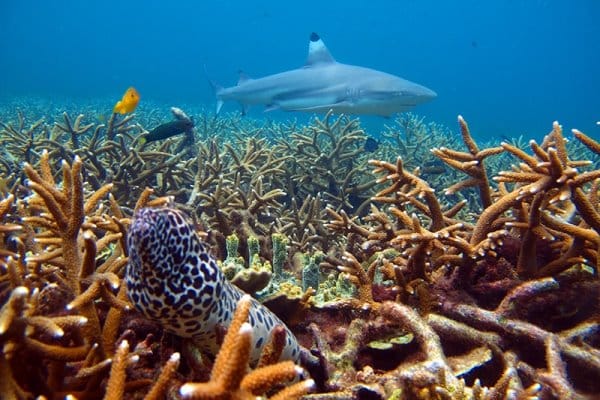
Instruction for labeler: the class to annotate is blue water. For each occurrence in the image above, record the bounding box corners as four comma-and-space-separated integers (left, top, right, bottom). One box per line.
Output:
1, 0, 598, 140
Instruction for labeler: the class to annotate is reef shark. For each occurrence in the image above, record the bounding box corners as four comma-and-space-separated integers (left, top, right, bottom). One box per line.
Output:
210, 32, 436, 117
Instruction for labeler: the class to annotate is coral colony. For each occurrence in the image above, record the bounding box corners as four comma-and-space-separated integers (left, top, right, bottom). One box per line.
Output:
0, 102, 599, 399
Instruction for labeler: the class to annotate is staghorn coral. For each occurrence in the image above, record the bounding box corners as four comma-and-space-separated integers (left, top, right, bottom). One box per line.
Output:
305, 117, 600, 399
381, 113, 462, 189
0, 110, 48, 168
278, 110, 378, 214
22, 151, 125, 360
0, 108, 194, 209
0, 285, 88, 399
185, 134, 289, 260
0, 151, 173, 398
275, 194, 331, 254
0, 107, 370, 270
431, 115, 504, 210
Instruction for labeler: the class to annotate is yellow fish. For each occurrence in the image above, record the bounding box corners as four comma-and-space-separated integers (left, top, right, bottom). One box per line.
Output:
113, 87, 140, 114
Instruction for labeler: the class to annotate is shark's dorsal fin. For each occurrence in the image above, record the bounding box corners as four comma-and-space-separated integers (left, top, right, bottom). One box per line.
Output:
306, 32, 335, 66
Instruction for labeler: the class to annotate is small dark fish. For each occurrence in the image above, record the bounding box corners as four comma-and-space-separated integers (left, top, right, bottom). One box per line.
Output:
142, 119, 194, 144
422, 159, 446, 176
364, 137, 380, 152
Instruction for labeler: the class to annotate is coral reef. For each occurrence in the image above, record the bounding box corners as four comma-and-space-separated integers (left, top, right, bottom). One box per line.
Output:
308, 117, 600, 399
1, 101, 599, 399
0, 153, 172, 398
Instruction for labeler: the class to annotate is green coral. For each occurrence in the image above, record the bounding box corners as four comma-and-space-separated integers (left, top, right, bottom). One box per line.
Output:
225, 234, 240, 261
220, 234, 246, 280
336, 272, 358, 298
314, 272, 357, 304
367, 333, 414, 350
278, 281, 303, 298
301, 250, 325, 292
271, 233, 288, 277
247, 235, 260, 268
387, 389, 403, 400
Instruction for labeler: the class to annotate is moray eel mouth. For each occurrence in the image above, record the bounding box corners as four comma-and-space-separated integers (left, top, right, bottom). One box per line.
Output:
126, 207, 219, 336
127, 210, 160, 265
128, 208, 193, 273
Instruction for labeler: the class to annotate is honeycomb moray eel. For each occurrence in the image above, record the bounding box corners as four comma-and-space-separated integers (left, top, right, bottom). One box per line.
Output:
125, 207, 301, 364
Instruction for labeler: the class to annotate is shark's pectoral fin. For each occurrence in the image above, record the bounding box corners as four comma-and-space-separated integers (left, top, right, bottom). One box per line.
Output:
290, 100, 352, 113
216, 99, 224, 115
264, 104, 280, 112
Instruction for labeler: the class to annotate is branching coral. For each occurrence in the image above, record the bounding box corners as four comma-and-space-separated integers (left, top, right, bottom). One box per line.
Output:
431, 115, 504, 210
0, 150, 172, 398
381, 113, 462, 189
0, 285, 88, 399
23, 151, 120, 359
0, 110, 47, 166
276, 195, 331, 254
310, 117, 600, 399
186, 135, 289, 259
279, 110, 377, 214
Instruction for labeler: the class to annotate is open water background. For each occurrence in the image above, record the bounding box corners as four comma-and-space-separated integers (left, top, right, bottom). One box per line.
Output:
1, 0, 598, 140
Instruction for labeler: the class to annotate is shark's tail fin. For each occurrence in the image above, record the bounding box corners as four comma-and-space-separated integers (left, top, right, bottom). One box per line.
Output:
204, 65, 224, 115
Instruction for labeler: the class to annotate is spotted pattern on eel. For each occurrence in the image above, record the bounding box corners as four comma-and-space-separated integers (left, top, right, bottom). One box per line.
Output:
125, 207, 300, 364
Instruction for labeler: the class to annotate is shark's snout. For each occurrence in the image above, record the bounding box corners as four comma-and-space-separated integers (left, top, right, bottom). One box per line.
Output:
403, 83, 437, 105
421, 86, 437, 99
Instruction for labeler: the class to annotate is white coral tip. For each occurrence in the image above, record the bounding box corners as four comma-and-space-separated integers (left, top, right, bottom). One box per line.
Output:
53, 328, 65, 338
239, 322, 253, 335
14, 286, 29, 296
180, 383, 198, 397
240, 294, 252, 303
305, 379, 316, 390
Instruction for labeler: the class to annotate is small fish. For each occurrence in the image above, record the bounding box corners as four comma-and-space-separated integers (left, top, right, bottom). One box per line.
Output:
113, 87, 140, 114
422, 159, 446, 175
140, 119, 194, 145
364, 137, 380, 152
